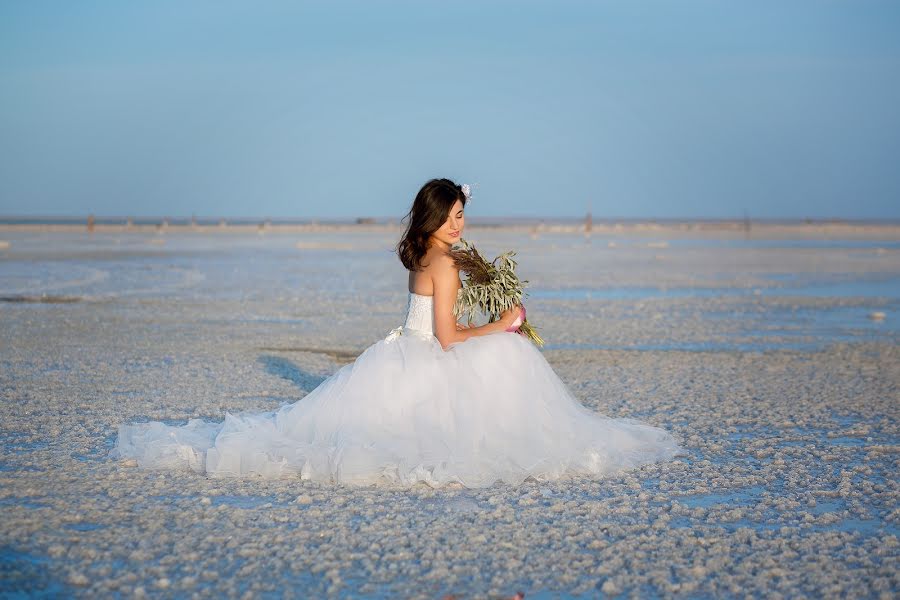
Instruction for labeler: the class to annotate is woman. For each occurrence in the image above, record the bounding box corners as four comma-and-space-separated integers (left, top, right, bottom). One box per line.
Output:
111, 178, 683, 488
398, 178, 522, 349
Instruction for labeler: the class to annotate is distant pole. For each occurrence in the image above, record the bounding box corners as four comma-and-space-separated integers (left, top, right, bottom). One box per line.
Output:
743, 209, 751, 239
87, 214, 95, 234
585, 201, 592, 238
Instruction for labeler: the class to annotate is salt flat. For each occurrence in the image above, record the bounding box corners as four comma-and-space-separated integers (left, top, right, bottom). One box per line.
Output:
1, 229, 898, 598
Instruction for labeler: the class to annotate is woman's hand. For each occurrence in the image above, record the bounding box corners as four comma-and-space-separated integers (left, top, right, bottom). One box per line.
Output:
455, 321, 472, 331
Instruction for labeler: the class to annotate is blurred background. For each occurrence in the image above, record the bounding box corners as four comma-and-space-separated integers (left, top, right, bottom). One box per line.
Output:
1, 0, 899, 222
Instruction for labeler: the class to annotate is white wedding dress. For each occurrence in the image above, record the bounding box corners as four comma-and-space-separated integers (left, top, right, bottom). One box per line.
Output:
110, 293, 683, 488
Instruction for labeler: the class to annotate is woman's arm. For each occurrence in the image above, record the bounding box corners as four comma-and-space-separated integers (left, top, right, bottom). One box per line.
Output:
432, 253, 519, 350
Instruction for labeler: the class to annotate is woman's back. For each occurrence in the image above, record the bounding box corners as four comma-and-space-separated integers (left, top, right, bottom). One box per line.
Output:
403, 292, 436, 336
407, 245, 460, 297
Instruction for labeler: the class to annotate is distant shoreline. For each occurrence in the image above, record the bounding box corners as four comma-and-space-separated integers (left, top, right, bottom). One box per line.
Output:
1, 218, 900, 240
1, 215, 899, 227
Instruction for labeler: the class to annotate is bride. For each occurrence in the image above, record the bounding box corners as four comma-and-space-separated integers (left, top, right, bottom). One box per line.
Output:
111, 178, 683, 488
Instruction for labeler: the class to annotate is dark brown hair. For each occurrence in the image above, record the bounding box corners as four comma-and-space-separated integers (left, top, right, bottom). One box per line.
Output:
397, 178, 467, 271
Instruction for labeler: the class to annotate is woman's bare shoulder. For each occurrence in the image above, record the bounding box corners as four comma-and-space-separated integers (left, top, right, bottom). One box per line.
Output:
423, 248, 457, 275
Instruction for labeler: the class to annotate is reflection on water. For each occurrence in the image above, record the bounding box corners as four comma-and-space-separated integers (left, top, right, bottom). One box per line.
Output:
530, 277, 900, 300
531, 274, 899, 352
664, 239, 900, 250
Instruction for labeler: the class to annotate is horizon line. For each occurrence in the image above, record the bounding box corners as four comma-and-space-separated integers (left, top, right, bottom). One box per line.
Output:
2, 214, 900, 225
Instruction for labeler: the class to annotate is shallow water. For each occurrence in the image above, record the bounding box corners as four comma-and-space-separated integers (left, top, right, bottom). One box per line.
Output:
3, 231, 898, 354
530, 276, 900, 300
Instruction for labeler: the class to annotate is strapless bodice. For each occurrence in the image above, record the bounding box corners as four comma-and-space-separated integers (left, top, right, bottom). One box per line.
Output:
404, 292, 434, 335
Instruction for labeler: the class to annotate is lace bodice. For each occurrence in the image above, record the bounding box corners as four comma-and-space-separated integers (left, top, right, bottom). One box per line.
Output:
404, 293, 434, 335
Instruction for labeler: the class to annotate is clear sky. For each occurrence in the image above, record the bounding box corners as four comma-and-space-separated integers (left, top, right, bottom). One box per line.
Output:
1, 1, 899, 220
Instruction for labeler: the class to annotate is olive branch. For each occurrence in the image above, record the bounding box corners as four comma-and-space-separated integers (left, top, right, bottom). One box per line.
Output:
448, 238, 544, 347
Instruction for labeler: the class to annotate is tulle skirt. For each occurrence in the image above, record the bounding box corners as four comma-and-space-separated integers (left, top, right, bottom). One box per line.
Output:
110, 330, 684, 488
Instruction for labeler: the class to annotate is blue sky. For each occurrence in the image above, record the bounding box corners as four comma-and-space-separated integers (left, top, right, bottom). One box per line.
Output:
1, 1, 899, 219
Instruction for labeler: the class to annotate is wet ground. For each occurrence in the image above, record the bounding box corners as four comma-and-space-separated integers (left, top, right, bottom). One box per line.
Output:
1, 230, 898, 598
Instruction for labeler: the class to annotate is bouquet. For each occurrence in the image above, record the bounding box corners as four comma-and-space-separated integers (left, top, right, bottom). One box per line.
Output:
449, 238, 544, 347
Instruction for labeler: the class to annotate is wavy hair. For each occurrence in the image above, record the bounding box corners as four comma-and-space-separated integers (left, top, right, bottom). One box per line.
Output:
397, 178, 467, 271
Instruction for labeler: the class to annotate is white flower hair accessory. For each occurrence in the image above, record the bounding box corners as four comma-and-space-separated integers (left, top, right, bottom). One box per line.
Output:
460, 182, 477, 202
